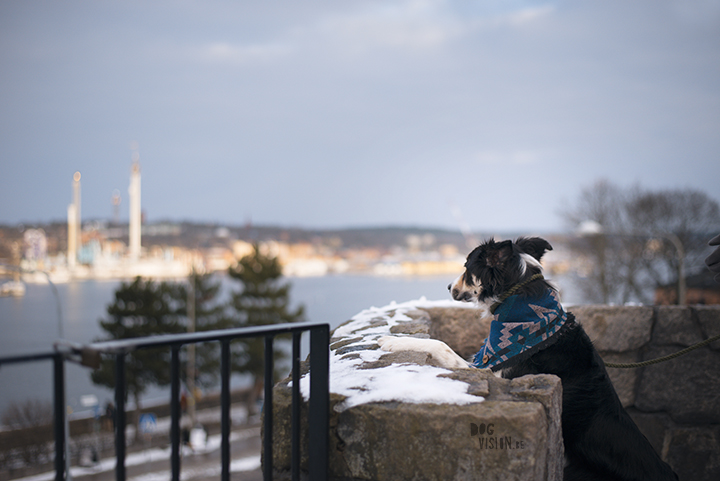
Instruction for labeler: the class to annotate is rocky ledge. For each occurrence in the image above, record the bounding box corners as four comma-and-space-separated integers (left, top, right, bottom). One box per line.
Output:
267, 299, 564, 481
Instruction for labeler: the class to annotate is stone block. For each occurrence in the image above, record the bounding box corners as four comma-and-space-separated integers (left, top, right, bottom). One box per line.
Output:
330, 336, 364, 351
569, 305, 653, 352
598, 351, 642, 407
665, 425, 720, 481
426, 307, 491, 360
389, 319, 431, 337
635, 345, 720, 424
437, 368, 495, 398
653, 306, 704, 347
335, 401, 550, 481
509, 375, 564, 481
404, 308, 432, 323
360, 350, 435, 369
694, 305, 720, 350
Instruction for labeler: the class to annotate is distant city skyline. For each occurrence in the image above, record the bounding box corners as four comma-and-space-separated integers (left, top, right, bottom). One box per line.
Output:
1, 1, 719, 233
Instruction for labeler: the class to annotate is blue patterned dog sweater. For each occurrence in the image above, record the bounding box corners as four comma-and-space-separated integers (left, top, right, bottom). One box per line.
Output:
473, 289, 572, 371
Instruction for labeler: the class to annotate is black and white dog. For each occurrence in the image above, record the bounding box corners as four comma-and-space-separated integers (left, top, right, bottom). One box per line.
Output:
379, 237, 678, 481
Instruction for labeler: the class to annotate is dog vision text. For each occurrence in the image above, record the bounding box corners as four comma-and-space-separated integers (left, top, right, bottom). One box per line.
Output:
476, 436, 525, 450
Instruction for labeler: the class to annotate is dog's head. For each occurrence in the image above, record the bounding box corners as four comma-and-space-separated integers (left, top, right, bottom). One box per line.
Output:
449, 237, 553, 306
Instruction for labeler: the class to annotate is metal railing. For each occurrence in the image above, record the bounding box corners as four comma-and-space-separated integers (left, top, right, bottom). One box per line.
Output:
0, 321, 330, 481
0, 351, 66, 481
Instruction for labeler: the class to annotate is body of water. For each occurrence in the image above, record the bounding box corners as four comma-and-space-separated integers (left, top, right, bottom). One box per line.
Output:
0, 274, 459, 420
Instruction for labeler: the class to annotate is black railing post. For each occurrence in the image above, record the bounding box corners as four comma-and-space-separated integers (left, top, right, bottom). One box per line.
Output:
115, 353, 126, 481
170, 346, 181, 481
291, 332, 301, 481
221, 340, 231, 481
52, 353, 66, 481
309, 325, 329, 481
263, 335, 274, 481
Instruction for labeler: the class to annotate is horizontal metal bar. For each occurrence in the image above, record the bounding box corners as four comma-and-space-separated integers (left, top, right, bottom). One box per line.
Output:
86, 322, 330, 354
0, 351, 57, 365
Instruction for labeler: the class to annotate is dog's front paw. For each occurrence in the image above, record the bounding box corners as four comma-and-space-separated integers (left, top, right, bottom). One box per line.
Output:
377, 336, 405, 352
378, 336, 470, 369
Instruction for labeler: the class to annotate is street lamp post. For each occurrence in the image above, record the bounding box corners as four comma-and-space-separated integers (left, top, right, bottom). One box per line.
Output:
187, 272, 197, 428
664, 233, 686, 305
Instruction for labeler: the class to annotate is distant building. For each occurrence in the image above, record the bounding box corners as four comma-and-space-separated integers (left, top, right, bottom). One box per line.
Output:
655, 270, 720, 305
24, 229, 47, 261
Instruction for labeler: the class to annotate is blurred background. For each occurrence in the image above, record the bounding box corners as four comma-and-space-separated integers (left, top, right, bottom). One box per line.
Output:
1, 1, 719, 478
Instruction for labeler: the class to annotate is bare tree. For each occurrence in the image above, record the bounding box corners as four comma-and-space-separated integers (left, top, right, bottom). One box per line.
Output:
562, 180, 720, 304
0, 399, 54, 467
626, 188, 720, 302
562, 179, 642, 304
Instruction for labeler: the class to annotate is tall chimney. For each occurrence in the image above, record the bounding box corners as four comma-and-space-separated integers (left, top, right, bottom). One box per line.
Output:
129, 153, 141, 261
67, 171, 81, 268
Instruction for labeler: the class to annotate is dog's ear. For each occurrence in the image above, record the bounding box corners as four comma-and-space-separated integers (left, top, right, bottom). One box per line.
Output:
486, 240, 514, 268
515, 237, 553, 261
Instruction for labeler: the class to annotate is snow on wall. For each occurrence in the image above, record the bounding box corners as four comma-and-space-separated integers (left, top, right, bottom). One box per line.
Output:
298, 298, 482, 411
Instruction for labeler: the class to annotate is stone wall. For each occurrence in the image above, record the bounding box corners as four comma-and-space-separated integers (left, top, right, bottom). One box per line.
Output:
268, 301, 564, 481
267, 302, 720, 480
572, 305, 720, 481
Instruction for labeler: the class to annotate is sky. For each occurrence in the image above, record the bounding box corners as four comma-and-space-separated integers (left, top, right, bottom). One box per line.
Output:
1, 0, 719, 234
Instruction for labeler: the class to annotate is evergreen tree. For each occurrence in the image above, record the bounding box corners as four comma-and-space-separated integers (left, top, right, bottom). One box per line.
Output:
176, 271, 232, 388
91, 277, 185, 419
227, 244, 305, 410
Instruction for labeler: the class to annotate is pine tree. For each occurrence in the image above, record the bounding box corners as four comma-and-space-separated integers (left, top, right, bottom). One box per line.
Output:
227, 244, 305, 411
177, 271, 232, 388
91, 277, 185, 421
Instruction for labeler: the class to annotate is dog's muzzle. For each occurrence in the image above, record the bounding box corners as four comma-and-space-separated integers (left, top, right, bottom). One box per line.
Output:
449, 274, 478, 302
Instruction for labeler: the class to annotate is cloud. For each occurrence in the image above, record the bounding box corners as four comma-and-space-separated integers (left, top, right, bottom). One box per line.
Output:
309, 0, 466, 52
474, 150, 544, 165
303, 0, 555, 54
148, 1, 558, 70
200, 42, 293, 64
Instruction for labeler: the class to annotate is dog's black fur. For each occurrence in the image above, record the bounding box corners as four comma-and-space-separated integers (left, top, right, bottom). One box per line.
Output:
453, 237, 678, 481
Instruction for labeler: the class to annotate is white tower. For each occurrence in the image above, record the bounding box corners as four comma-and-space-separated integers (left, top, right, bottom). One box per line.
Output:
67, 171, 81, 268
128, 153, 142, 261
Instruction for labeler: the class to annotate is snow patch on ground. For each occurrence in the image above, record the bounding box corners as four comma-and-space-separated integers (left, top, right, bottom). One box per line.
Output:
128, 454, 260, 481
14, 429, 260, 481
